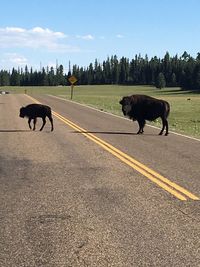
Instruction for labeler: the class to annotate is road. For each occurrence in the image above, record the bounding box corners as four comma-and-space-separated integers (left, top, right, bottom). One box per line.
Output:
0, 93, 200, 267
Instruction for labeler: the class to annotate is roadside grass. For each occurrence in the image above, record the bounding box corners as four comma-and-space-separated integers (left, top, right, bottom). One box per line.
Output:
1, 85, 200, 139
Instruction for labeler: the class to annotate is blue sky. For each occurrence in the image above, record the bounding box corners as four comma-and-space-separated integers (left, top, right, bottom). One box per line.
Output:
0, 0, 200, 72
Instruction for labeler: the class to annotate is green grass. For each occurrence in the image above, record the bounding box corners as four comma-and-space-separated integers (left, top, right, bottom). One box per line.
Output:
1, 85, 200, 139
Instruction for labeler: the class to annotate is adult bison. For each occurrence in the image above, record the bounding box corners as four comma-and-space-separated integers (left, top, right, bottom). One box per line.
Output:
19, 103, 54, 131
119, 94, 170, 135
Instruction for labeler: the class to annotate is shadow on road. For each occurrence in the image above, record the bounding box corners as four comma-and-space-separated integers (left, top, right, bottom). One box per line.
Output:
72, 130, 136, 135
0, 129, 31, 133
72, 130, 160, 136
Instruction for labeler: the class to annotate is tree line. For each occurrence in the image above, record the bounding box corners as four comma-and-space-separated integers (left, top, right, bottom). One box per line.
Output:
0, 51, 200, 90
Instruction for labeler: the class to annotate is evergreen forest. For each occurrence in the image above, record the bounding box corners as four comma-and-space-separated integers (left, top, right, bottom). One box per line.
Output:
0, 51, 200, 91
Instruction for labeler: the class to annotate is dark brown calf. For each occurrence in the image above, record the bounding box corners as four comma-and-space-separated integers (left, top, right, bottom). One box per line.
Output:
19, 103, 54, 131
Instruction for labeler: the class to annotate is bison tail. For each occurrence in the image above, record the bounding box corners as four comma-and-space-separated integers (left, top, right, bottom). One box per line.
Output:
164, 102, 170, 118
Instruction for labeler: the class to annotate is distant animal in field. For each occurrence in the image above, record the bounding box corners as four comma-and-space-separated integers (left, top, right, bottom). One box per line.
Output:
119, 94, 170, 135
19, 103, 54, 131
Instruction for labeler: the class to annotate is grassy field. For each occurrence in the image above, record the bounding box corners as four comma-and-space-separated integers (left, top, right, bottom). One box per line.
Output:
1, 85, 200, 139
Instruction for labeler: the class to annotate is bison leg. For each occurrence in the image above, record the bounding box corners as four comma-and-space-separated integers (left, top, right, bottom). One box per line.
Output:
48, 115, 54, 131
40, 117, 46, 131
159, 117, 169, 136
165, 119, 169, 136
28, 118, 32, 130
33, 118, 37, 131
137, 119, 145, 134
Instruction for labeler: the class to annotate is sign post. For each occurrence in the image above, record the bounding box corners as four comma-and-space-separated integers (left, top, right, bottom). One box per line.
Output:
68, 75, 77, 100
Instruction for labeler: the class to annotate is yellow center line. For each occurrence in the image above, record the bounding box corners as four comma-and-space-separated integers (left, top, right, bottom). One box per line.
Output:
25, 95, 199, 201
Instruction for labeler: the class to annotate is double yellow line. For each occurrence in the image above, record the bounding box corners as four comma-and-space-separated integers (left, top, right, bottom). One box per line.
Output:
26, 95, 199, 201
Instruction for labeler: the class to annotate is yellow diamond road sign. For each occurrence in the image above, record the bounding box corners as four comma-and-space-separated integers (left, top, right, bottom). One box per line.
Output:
68, 75, 77, 84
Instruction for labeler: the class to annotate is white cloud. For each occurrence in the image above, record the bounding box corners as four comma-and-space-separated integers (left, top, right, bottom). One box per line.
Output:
116, 34, 124, 38
76, 34, 94, 40
30, 27, 66, 38
2, 53, 28, 65
0, 52, 29, 70
0, 26, 79, 52
5, 27, 26, 33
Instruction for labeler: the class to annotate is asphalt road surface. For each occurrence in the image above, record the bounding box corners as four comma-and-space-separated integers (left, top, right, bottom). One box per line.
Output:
0, 93, 199, 267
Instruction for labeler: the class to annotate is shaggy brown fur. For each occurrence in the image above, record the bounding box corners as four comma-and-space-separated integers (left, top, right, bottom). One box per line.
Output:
119, 95, 170, 135
19, 104, 54, 131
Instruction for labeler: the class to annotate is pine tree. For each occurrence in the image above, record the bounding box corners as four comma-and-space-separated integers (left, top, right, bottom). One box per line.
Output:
0, 70, 10, 86
193, 63, 200, 90
156, 72, 166, 89
111, 55, 119, 84
171, 73, 177, 87
10, 68, 20, 86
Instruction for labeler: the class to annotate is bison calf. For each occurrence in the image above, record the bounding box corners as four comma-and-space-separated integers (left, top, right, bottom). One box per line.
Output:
119, 94, 170, 135
19, 103, 54, 131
